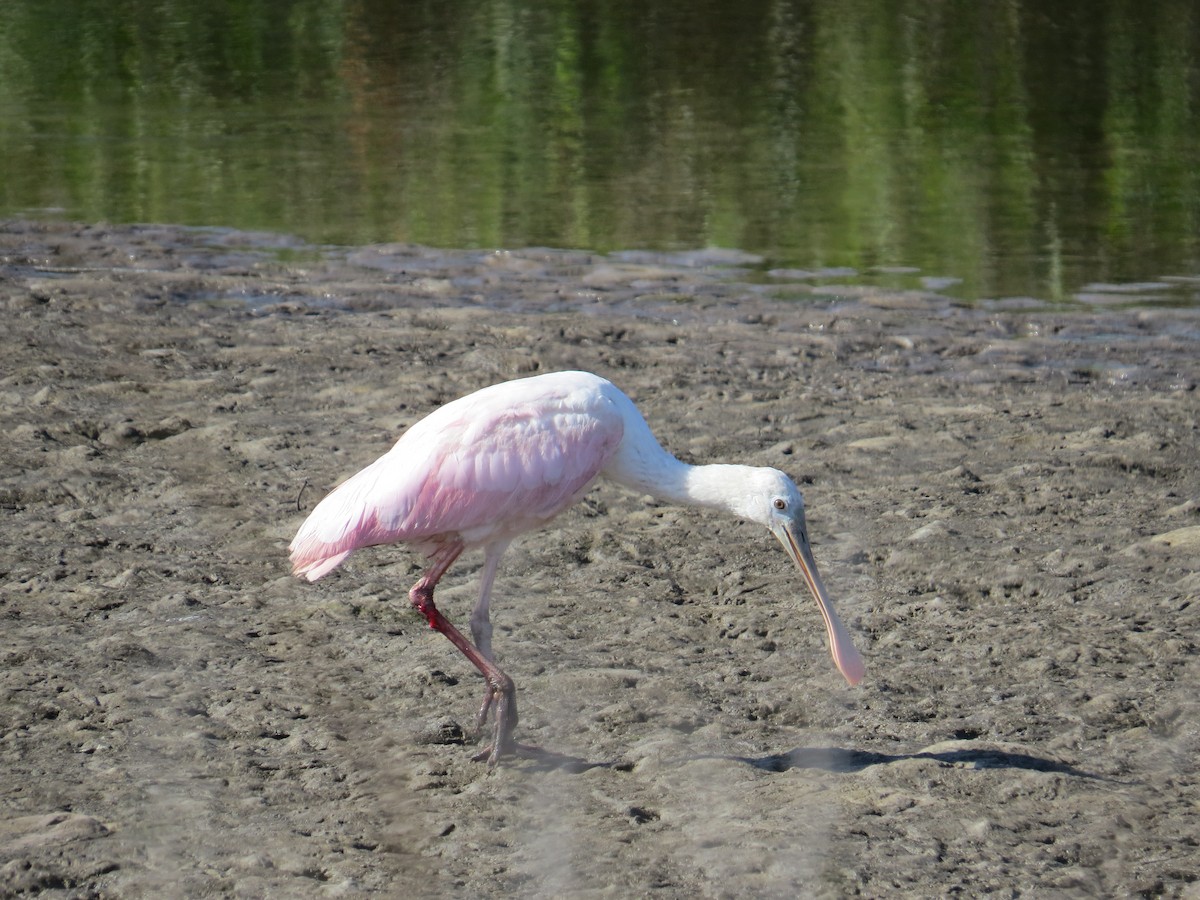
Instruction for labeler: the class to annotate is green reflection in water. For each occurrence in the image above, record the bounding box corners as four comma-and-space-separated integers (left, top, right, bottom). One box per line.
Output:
0, 0, 1197, 303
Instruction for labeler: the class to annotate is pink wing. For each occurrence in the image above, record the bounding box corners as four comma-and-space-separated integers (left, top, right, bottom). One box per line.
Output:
290, 381, 623, 581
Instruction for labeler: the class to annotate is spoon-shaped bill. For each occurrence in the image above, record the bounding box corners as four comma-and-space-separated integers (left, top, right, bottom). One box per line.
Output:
775, 520, 866, 686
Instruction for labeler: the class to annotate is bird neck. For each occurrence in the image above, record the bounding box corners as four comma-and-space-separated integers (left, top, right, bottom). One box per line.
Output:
673, 462, 761, 519
606, 435, 757, 520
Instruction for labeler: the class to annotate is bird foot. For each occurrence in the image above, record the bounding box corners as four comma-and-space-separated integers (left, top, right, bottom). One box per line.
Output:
471, 739, 546, 767
471, 680, 521, 766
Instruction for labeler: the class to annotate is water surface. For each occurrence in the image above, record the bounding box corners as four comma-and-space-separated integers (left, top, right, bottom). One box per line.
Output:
1, 1, 1197, 305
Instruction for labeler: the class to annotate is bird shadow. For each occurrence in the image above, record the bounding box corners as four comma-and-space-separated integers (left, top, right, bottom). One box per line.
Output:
715, 745, 1118, 782
501, 743, 634, 775
495, 741, 1123, 783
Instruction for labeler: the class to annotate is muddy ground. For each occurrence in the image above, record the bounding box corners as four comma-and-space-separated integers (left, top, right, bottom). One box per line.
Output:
1, 221, 1198, 897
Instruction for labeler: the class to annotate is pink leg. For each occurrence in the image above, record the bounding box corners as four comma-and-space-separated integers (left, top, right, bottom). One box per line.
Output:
408, 544, 519, 766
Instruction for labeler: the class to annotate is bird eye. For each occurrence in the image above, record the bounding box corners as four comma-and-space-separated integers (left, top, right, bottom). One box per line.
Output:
773, 498, 787, 510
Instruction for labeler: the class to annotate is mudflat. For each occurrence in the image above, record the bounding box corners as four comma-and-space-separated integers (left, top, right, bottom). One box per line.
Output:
2, 222, 1198, 897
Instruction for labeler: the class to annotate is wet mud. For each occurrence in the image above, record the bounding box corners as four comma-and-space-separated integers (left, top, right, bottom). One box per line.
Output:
2, 221, 1199, 896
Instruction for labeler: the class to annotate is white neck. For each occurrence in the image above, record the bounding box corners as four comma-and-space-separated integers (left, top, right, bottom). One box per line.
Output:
603, 426, 758, 520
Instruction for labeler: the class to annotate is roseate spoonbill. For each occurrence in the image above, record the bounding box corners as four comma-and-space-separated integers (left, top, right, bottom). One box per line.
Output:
290, 370, 864, 764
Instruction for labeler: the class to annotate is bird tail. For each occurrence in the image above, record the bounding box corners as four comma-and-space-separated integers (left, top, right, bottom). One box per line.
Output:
289, 470, 381, 581
290, 543, 353, 582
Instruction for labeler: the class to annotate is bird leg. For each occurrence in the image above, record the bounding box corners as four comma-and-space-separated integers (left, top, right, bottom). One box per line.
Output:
408, 544, 518, 766
469, 541, 509, 731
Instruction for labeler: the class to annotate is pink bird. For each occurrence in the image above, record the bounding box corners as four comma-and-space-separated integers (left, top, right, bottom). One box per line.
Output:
290, 370, 864, 764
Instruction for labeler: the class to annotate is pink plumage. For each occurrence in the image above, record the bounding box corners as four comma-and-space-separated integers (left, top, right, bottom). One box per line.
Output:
290, 372, 624, 581
290, 370, 864, 765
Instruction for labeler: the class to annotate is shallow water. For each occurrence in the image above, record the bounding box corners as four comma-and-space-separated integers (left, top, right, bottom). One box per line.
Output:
10, 220, 1200, 391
